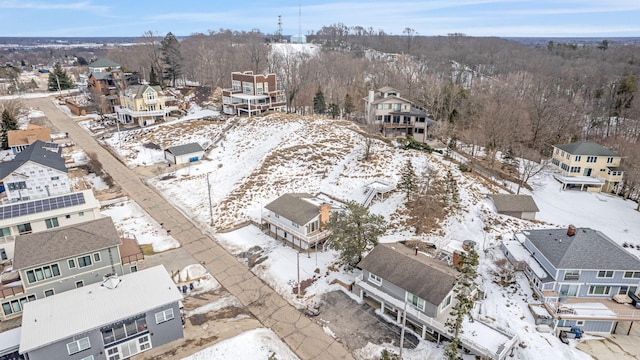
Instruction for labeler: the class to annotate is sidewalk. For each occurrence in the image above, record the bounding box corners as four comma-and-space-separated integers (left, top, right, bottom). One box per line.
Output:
25, 97, 353, 360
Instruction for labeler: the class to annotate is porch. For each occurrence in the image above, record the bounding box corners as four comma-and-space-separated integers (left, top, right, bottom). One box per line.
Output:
543, 297, 640, 321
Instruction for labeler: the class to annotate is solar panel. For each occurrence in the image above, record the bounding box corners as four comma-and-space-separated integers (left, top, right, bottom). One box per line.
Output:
0, 192, 86, 220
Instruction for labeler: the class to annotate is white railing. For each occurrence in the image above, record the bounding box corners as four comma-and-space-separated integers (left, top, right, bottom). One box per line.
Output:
355, 276, 518, 360
262, 215, 330, 246
115, 106, 168, 117
0, 235, 16, 244
546, 302, 640, 320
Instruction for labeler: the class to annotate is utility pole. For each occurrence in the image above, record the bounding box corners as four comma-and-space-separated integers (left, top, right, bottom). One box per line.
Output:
297, 252, 301, 298
207, 172, 214, 226
399, 297, 408, 359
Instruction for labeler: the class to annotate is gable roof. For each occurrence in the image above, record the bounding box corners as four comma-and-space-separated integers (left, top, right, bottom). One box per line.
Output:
7, 125, 51, 147
358, 243, 458, 306
523, 228, 640, 271
166, 142, 204, 156
20, 265, 182, 354
0, 140, 66, 180
265, 193, 320, 226
125, 84, 162, 99
88, 58, 120, 69
554, 141, 620, 157
487, 194, 539, 213
12, 216, 120, 270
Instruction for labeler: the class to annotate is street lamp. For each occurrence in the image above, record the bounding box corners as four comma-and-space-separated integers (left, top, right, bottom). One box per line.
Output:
297, 251, 302, 298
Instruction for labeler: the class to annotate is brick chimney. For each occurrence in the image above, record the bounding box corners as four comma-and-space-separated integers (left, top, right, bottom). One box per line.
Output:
567, 225, 577, 237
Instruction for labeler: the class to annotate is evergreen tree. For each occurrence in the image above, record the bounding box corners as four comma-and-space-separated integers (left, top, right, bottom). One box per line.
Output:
313, 88, 326, 115
445, 169, 459, 205
444, 245, 479, 360
326, 201, 387, 267
161, 32, 183, 87
76, 56, 88, 66
328, 103, 340, 119
1, 109, 19, 149
47, 63, 74, 91
398, 159, 417, 200
149, 66, 160, 86
343, 93, 354, 119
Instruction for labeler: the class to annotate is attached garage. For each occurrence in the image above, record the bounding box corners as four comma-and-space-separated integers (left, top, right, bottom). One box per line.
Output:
164, 143, 205, 165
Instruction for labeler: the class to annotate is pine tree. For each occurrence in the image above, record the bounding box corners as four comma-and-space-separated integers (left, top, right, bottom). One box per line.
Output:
444, 245, 479, 360
313, 88, 326, 115
398, 159, 417, 200
47, 63, 74, 91
328, 103, 340, 119
149, 66, 160, 86
1, 109, 19, 149
161, 32, 182, 87
343, 93, 354, 119
326, 201, 387, 268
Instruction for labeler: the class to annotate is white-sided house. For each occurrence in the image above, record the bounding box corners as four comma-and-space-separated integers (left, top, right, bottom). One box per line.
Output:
0, 140, 70, 203
19, 265, 183, 360
164, 143, 205, 165
262, 193, 333, 250
353, 243, 518, 359
0, 189, 101, 261
502, 226, 640, 334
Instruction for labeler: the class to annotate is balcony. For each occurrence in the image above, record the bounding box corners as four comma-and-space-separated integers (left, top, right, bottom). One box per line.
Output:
603, 168, 624, 182
544, 297, 640, 321
143, 97, 160, 104
115, 105, 170, 118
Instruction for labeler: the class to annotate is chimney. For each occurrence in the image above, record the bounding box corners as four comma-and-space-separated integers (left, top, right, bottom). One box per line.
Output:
567, 225, 577, 237
415, 246, 418, 256
319, 203, 331, 225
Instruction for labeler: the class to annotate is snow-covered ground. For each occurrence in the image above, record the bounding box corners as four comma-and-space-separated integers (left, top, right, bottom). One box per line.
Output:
101, 113, 640, 359
182, 328, 299, 360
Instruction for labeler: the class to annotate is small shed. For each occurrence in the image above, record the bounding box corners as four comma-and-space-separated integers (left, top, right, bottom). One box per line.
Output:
487, 194, 539, 220
164, 142, 204, 165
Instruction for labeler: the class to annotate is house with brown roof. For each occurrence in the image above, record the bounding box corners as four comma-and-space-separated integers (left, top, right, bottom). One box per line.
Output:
261, 193, 334, 250
486, 194, 539, 220
222, 71, 286, 116
353, 243, 518, 359
7, 125, 51, 155
0, 217, 143, 320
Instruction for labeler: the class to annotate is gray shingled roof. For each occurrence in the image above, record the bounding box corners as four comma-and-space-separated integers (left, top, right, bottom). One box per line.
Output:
125, 84, 162, 99
264, 193, 319, 226
166, 142, 204, 156
357, 243, 458, 306
0, 140, 67, 181
88, 58, 120, 69
554, 141, 620, 157
487, 194, 540, 213
13, 217, 121, 270
524, 228, 640, 271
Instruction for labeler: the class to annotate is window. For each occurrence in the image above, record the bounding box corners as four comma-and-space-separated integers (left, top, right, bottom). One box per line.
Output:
155, 308, 174, 323
1, 295, 35, 316
406, 292, 425, 311
65, 214, 71, 219
441, 295, 452, 309
107, 347, 120, 360
102, 317, 148, 345
7, 182, 26, 191
44, 289, 54, 297
67, 337, 91, 355
368, 272, 382, 285
576, 320, 585, 326
607, 157, 614, 164
0, 249, 6, 261
624, 271, 640, 279
51, 176, 59, 180
586, 156, 597, 163
45, 217, 59, 229
25, 264, 60, 283
569, 166, 581, 173
93, 253, 101, 262
80, 356, 94, 360
597, 270, 614, 278
76, 280, 84, 288
130, 265, 138, 272
17, 223, 32, 235
264, 82, 269, 92
575, 155, 581, 162
588, 285, 611, 295
564, 270, 580, 281
78, 255, 92, 268
68, 259, 76, 269
0, 227, 10, 237
79, 211, 85, 216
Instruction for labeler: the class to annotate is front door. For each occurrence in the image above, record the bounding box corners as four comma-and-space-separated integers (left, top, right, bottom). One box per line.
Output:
560, 284, 579, 297
583, 168, 592, 176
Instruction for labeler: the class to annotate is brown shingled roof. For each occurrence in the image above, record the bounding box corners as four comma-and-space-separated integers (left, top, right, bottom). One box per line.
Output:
13, 217, 121, 270
7, 125, 51, 147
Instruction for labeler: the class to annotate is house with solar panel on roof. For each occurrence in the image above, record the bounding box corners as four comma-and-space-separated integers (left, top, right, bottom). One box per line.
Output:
0, 217, 144, 321
0, 140, 70, 203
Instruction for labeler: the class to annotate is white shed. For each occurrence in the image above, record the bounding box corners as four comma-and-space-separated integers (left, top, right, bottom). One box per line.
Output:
164, 143, 205, 165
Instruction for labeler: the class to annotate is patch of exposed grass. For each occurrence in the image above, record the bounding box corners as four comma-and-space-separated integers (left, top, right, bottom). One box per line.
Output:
140, 244, 156, 256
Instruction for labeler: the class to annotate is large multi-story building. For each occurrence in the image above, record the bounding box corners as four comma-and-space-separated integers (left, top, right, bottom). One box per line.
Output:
222, 71, 286, 116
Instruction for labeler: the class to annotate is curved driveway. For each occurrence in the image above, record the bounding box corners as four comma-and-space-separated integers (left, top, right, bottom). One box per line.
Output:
25, 97, 352, 360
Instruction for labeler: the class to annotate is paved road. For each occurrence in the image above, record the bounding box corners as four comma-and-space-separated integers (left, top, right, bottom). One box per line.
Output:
26, 97, 353, 360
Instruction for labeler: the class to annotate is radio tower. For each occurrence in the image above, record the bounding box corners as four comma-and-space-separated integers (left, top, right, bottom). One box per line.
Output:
298, 0, 302, 43
277, 15, 283, 42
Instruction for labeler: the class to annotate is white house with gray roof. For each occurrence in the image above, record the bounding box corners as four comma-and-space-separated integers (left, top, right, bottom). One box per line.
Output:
19, 265, 182, 360
502, 226, 640, 334
0, 140, 70, 203
353, 243, 518, 359
262, 193, 334, 250
164, 142, 204, 165
487, 194, 539, 220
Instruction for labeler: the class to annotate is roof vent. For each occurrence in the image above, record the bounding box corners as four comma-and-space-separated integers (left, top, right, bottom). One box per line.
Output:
102, 275, 121, 290
567, 225, 577, 237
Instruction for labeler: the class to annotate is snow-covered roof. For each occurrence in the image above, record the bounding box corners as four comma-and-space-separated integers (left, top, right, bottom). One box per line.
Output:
503, 240, 549, 279
230, 93, 269, 100
0, 327, 21, 355
19, 265, 182, 353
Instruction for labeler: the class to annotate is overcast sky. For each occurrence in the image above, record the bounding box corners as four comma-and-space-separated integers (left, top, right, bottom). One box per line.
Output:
1, 0, 639, 38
